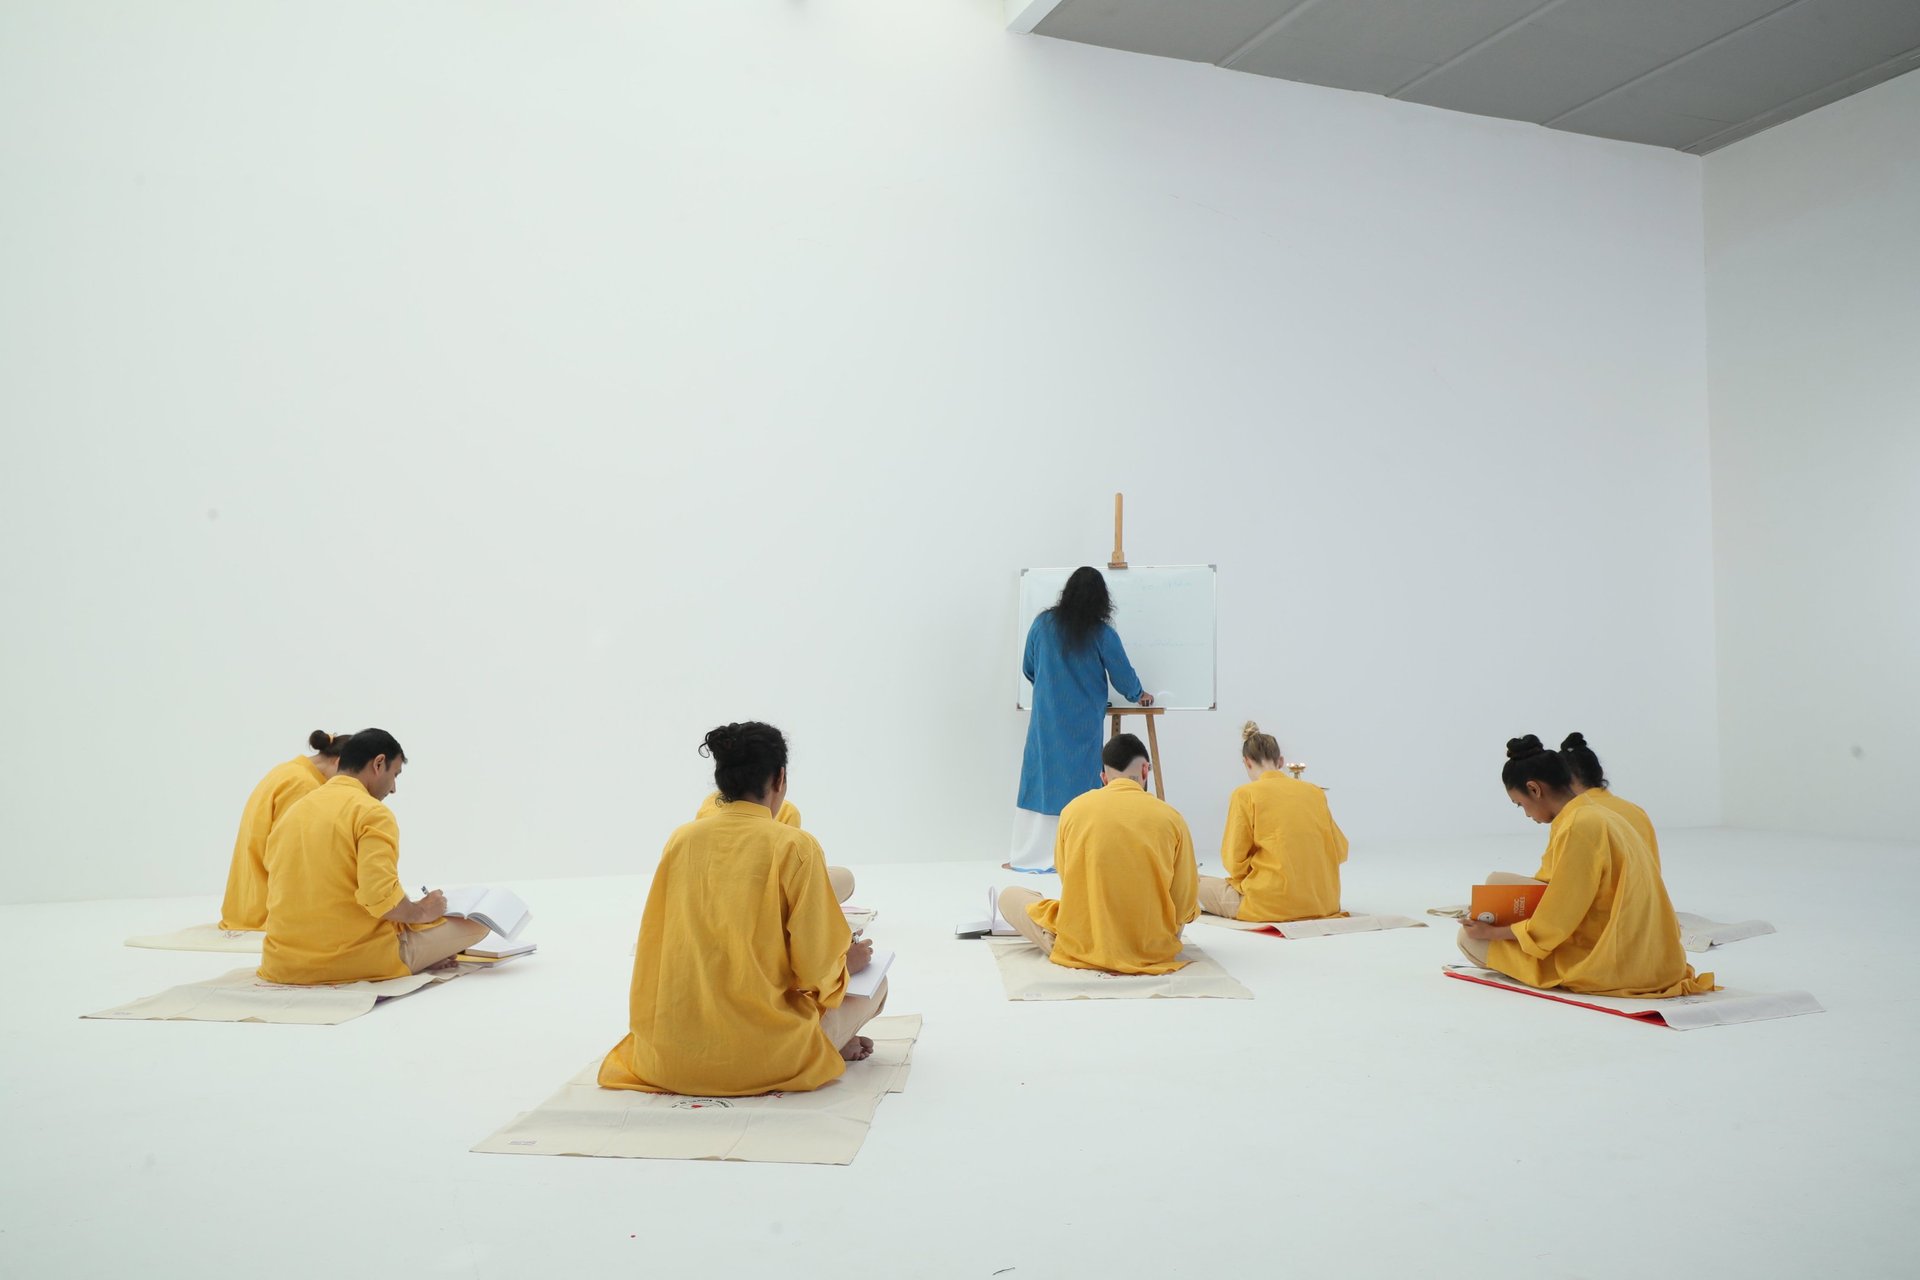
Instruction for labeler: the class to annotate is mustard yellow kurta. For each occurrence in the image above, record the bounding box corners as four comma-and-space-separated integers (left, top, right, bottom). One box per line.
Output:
1220, 770, 1348, 922
697, 791, 802, 828
219, 756, 327, 930
600, 802, 852, 1096
1587, 787, 1659, 870
1488, 792, 1713, 997
259, 775, 412, 985
1030, 777, 1198, 975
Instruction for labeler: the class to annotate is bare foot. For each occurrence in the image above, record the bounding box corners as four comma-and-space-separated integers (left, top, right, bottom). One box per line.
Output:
840, 1035, 874, 1062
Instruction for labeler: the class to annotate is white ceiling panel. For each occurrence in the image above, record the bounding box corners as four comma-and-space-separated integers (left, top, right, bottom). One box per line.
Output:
1025, 0, 1920, 153
1033, 0, 1303, 64
1230, 0, 1548, 94
1402, 0, 1794, 123
1553, 0, 1920, 151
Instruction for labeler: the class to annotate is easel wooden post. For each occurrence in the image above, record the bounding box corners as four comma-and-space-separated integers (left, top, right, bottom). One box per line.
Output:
1103, 492, 1167, 799
1108, 706, 1167, 800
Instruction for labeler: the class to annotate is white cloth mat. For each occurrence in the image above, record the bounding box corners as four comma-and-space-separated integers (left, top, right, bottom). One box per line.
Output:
988, 938, 1251, 1000
1442, 965, 1822, 1030
82, 964, 466, 1025
1675, 912, 1777, 952
123, 923, 264, 953
1198, 912, 1426, 938
471, 1013, 922, 1165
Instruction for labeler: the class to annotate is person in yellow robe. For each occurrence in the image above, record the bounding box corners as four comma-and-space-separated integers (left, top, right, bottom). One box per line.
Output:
999, 733, 1198, 975
695, 790, 854, 903
219, 729, 350, 930
1459, 736, 1713, 997
601, 722, 885, 1096
259, 729, 484, 984
1199, 721, 1348, 922
1559, 731, 1660, 870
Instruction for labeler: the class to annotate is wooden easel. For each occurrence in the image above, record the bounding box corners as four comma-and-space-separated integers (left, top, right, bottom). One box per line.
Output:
1108, 705, 1167, 799
1104, 492, 1168, 799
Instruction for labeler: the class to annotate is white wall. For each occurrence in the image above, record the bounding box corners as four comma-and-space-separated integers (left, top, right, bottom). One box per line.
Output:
1706, 71, 1920, 842
0, 2, 1719, 904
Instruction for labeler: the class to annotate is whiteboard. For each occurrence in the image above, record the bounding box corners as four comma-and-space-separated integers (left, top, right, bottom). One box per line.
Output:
1017, 565, 1217, 711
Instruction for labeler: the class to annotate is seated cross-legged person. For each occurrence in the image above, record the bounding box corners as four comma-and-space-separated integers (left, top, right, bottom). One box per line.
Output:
1199, 721, 1348, 923
219, 729, 351, 931
1457, 736, 1713, 998
695, 789, 855, 905
600, 722, 886, 1097
259, 729, 485, 984
999, 733, 1198, 975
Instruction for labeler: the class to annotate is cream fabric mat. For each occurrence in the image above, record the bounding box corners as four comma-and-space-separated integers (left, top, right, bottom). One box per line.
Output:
471, 1013, 922, 1165
1442, 965, 1822, 1030
1199, 912, 1426, 939
988, 939, 1251, 1000
1675, 912, 1777, 952
124, 924, 264, 953
82, 964, 466, 1025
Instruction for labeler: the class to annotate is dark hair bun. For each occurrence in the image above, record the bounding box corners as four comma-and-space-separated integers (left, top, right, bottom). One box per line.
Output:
1560, 732, 1588, 752
1506, 734, 1548, 761
309, 729, 333, 751
702, 721, 789, 802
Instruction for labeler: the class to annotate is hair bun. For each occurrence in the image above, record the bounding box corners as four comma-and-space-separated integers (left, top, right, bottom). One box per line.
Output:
1241, 721, 1261, 742
308, 729, 333, 751
1560, 732, 1588, 752
1506, 734, 1547, 761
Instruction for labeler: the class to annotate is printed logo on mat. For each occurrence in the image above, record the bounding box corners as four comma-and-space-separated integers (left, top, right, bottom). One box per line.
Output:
671, 1099, 734, 1109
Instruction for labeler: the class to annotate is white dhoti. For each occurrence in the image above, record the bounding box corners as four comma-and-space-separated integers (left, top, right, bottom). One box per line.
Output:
1008, 807, 1060, 873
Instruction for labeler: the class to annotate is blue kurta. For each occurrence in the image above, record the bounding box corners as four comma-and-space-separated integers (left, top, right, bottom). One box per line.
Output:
1017, 612, 1144, 815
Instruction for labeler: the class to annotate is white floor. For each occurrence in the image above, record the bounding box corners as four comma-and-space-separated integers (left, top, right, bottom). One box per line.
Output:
2, 828, 1915, 1278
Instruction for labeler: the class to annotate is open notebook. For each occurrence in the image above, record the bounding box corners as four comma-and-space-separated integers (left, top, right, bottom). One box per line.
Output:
955, 887, 1022, 939
847, 947, 893, 999
442, 886, 532, 941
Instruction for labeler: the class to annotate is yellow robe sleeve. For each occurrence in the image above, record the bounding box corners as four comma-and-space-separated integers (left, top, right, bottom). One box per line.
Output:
1172, 815, 1199, 924
1510, 830, 1601, 959
1328, 810, 1350, 865
352, 805, 406, 919
783, 836, 851, 1012
1220, 788, 1256, 886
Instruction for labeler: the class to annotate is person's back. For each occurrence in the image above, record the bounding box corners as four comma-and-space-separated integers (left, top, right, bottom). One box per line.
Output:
1222, 771, 1347, 922
697, 789, 802, 828
601, 806, 852, 1095
1557, 732, 1660, 871
221, 751, 329, 931
1586, 788, 1659, 870
1490, 792, 1704, 997
1041, 777, 1197, 974
260, 775, 412, 984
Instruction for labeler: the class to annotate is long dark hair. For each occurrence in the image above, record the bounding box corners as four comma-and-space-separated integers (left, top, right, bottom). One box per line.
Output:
1048, 566, 1113, 652
1501, 734, 1572, 793
701, 721, 788, 802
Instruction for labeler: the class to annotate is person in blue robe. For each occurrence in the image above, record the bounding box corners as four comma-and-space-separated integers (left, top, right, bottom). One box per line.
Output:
1010, 567, 1152, 872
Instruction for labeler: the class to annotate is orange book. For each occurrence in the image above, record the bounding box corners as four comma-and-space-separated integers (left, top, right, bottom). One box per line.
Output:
1469, 882, 1548, 926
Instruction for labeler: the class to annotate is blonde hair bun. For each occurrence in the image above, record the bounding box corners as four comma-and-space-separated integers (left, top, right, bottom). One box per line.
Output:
1241, 720, 1261, 742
